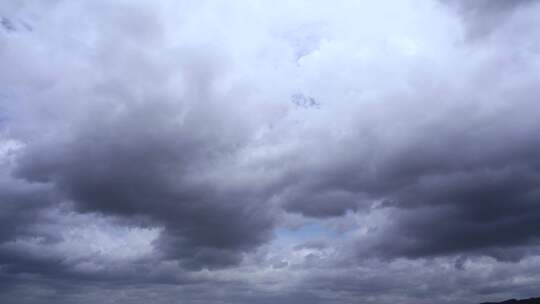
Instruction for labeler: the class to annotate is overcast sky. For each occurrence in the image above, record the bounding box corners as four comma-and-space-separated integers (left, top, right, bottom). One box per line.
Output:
1, 1, 540, 303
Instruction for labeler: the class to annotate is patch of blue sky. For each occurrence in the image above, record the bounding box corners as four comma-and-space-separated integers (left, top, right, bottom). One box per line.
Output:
273, 222, 345, 248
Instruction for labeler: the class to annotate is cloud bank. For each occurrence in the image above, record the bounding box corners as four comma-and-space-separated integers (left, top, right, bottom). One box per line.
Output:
2, 1, 540, 303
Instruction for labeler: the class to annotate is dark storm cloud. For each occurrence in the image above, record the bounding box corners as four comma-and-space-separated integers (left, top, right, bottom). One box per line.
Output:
275, 20, 540, 260
354, 96, 540, 260
0, 0, 277, 282
293, 91, 540, 261
0, 181, 55, 243
11, 67, 274, 270
281, 187, 363, 218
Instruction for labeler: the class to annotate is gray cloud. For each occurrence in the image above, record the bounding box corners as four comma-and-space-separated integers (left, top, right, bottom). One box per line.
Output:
10, 54, 275, 270
440, 0, 538, 39
2, 0, 540, 303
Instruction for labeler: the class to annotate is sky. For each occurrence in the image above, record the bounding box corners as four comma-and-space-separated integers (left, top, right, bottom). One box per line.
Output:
1, 1, 540, 303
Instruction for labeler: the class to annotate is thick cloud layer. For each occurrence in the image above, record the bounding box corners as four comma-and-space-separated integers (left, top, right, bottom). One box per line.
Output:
2, 1, 540, 303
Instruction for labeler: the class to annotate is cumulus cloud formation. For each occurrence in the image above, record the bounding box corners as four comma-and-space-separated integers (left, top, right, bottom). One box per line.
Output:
2, 1, 540, 303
